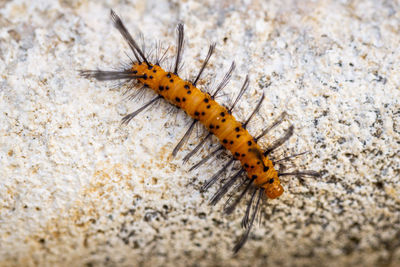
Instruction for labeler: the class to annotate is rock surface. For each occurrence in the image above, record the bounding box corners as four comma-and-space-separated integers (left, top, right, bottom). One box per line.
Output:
1, 0, 399, 266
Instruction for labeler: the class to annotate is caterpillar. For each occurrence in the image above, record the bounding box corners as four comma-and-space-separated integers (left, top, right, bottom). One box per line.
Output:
80, 10, 319, 253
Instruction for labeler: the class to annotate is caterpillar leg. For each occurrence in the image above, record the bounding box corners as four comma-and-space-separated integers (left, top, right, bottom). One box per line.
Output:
121, 96, 162, 125
182, 132, 212, 163
273, 151, 309, 164
209, 169, 244, 206
254, 112, 287, 141
223, 176, 256, 215
189, 145, 223, 171
241, 187, 258, 228
263, 125, 294, 156
154, 41, 170, 65
242, 93, 265, 128
200, 158, 234, 192
110, 10, 149, 65
233, 188, 263, 254
79, 70, 143, 81
228, 75, 249, 113
192, 44, 216, 85
125, 85, 147, 101
211, 62, 235, 97
173, 24, 184, 74
172, 120, 197, 157
278, 170, 320, 178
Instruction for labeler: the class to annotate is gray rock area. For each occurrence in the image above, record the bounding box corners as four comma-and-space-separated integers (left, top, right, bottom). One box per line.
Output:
1, 0, 399, 266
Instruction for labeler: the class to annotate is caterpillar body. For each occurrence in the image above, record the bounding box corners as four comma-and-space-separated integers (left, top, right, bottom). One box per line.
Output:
81, 10, 319, 253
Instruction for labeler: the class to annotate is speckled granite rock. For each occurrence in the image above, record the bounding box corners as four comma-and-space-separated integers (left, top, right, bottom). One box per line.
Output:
1, 0, 399, 266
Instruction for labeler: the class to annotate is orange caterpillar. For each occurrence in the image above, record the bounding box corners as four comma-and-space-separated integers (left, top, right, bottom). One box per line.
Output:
81, 10, 319, 253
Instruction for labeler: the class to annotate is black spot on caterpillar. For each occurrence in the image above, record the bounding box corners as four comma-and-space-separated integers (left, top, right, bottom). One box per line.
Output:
80, 10, 320, 253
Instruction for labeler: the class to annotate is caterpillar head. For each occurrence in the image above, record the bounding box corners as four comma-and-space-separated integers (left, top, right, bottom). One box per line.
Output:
264, 177, 284, 199
249, 147, 284, 199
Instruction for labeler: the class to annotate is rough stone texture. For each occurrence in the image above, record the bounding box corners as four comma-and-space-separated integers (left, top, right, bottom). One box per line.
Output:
1, 0, 399, 266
